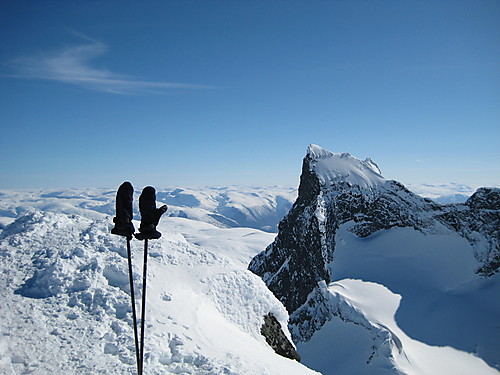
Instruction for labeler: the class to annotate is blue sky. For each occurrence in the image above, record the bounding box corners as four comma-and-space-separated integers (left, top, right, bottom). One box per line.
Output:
1, 0, 499, 189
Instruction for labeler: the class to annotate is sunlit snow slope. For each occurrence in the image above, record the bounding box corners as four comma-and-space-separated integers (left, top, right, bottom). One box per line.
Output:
0, 189, 317, 375
297, 225, 500, 375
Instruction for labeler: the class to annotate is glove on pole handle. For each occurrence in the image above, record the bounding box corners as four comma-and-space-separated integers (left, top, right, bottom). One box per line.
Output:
110, 182, 139, 373
139, 238, 149, 375
126, 238, 141, 375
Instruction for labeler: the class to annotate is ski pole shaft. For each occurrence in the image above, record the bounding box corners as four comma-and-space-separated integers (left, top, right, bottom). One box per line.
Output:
126, 238, 141, 375
139, 238, 149, 375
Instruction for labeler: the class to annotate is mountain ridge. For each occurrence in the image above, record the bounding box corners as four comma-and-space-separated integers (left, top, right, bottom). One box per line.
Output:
248, 145, 500, 374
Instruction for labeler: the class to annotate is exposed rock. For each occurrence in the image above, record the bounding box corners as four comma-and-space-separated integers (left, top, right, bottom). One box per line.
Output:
261, 313, 301, 362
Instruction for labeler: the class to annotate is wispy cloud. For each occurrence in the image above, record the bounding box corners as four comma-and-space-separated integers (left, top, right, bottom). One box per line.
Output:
6, 35, 210, 95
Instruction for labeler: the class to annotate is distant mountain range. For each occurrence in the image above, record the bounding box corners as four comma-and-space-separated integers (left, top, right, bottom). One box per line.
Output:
0, 182, 487, 233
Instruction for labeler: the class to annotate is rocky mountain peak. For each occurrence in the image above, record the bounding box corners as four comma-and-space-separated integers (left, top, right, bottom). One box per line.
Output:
249, 145, 499, 343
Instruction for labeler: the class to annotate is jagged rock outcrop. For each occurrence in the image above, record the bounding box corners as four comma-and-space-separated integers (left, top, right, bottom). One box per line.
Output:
249, 145, 500, 342
261, 313, 301, 361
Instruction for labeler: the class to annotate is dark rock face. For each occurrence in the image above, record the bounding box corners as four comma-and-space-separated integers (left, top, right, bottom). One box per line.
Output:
261, 313, 301, 362
467, 187, 500, 210
249, 156, 332, 314
248, 146, 500, 342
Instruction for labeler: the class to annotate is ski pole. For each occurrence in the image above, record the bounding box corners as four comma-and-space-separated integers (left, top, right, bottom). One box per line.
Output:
134, 186, 167, 374
139, 238, 149, 375
126, 238, 141, 375
110, 181, 139, 373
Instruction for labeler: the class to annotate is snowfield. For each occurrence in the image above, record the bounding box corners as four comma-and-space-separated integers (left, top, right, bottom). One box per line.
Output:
0, 186, 296, 233
0, 185, 498, 375
0, 188, 317, 375
297, 224, 500, 375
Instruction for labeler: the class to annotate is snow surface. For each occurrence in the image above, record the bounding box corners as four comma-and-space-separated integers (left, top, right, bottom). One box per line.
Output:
297, 223, 500, 375
1, 184, 498, 375
299, 279, 498, 375
307, 144, 385, 189
0, 190, 317, 375
0, 187, 297, 233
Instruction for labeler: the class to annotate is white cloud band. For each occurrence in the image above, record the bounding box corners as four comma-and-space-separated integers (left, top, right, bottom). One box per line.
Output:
7, 37, 210, 95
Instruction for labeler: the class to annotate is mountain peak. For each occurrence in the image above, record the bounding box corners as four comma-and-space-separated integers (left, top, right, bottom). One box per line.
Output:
305, 145, 385, 189
307, 144, 334, 160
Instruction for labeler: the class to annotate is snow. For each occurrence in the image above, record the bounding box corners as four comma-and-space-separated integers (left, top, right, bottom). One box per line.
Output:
406, 183, 478, 202
299, 279, 498, 375
307, 144, 386, 189
157, 186, 297, 232
0, 186, 297, 233
0, 190, 317, 375
297, 223, 500, 375
307, 144, 335, 160
1, 183, 498, 375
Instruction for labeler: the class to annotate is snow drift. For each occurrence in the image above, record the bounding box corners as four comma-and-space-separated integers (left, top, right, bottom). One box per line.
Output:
0, 198, 317, 374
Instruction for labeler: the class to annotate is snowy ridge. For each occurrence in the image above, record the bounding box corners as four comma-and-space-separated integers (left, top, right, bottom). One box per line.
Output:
306, 144, 335, 159
307, 144, 385, 189
0, 208, 318, 374
297, 278, 498, 375
297, 223, 500, 374
293, 280, 408, 375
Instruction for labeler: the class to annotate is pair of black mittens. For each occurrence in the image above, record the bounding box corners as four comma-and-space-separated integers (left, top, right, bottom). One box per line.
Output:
111, 182, 167, 240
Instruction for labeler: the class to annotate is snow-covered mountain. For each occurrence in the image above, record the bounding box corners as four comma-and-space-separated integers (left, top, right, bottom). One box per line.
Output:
249, 144, 500, 375
0, 189, 315, 374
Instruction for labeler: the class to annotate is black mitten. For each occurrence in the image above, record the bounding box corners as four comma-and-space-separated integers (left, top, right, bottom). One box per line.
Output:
111, 181, 135, 240
135, 186, 167, 240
